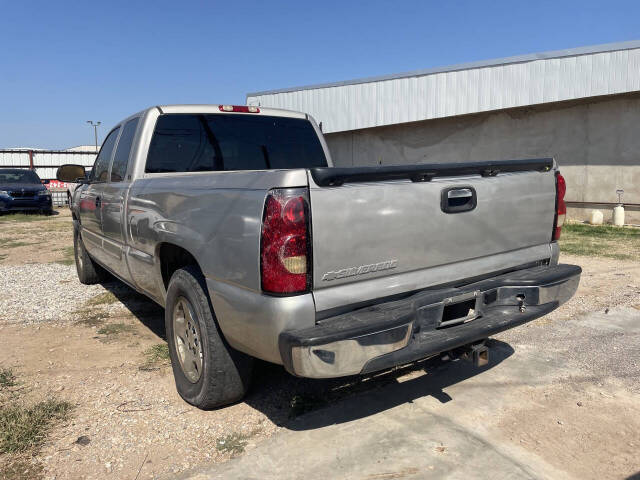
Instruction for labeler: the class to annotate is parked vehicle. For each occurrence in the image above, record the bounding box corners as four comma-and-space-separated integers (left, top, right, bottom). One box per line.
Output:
57, 104, 581, 409
0, 168, 53, 214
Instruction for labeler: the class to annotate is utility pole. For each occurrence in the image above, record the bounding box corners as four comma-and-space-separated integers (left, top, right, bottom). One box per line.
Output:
86, 120, 101, 152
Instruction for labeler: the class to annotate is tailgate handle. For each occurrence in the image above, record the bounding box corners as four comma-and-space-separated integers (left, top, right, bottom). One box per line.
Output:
441, 186, 477, 213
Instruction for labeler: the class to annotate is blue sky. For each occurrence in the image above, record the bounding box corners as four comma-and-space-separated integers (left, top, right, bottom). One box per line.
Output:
1, 0, 639, 149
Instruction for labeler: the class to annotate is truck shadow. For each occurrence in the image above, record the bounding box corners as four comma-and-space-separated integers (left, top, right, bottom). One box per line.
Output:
99, 280, 166, 339
244, 339, 514, 430
98, 278, 514, 430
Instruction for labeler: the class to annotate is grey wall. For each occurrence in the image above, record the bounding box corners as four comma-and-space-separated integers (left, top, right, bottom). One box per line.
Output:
325, 93, 640, 223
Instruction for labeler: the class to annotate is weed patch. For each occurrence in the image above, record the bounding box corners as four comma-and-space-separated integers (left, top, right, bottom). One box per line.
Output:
55, 246, 75, 266
0, 238, 33, 249
560, 241, 632, 260
0, 399, 72, 454
0, 369, 17, 389
215, 432, 249, 456
561, 223, 639, 261
74, 309, 108, 327
563, 223, 640, 238
0, 214, 51, 224
86, 291, 118, 306
139, 344, 170, 371
97, 323, 136, 336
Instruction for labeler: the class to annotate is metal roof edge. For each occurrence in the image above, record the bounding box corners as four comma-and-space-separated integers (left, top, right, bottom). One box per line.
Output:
0, 149, 97, 154
246, 39, 640, 98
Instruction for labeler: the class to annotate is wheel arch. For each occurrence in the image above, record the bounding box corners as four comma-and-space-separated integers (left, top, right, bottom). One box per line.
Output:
157, 242, 204, 293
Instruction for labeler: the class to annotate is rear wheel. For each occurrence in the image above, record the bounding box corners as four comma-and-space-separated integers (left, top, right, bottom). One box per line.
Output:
166, 266, 253, 409
73, 228, 107, 284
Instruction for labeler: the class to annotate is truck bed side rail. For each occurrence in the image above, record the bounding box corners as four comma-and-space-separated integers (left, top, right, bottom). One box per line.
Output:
309, 158, 554, 186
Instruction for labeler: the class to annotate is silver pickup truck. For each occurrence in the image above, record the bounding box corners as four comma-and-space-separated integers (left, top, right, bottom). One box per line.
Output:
57, 104, 581, 409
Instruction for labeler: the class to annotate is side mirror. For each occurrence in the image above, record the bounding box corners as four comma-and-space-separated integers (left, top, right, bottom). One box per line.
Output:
57, 164, 87, 183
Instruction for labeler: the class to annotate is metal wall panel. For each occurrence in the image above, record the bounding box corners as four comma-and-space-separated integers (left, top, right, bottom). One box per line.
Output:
0, 150, 96, 181
0, 151, 30, 167
247, 43, 640, 134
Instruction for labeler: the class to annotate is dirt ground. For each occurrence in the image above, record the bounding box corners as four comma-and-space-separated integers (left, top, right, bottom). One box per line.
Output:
0, 209, 639, 479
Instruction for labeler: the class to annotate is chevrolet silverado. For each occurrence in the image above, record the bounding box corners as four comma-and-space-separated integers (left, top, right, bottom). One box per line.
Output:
57, 104, 581, 409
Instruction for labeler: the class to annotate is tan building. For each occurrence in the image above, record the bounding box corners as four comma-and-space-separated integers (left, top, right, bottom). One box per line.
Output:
248, 41, 640, 224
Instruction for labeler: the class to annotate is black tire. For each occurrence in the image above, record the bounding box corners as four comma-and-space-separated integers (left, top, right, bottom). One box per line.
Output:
165, 266, 253, 409
73, 227, 107, 284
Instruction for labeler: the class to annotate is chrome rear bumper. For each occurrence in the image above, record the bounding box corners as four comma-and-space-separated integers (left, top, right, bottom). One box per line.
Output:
279, 264, 581, 378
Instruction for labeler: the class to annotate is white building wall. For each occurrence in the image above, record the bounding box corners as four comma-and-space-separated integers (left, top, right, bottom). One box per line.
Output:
0, 150, 96, 180
247, 41, 640, 134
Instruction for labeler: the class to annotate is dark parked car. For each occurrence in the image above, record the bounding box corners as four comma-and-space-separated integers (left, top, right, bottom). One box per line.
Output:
0, 169, 53, 214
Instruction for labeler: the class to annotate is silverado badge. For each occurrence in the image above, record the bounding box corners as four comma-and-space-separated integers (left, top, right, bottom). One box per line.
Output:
322, 259, 398, 281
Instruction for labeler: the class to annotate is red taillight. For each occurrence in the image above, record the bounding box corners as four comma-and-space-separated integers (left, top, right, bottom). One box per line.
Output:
261, 188, 311, 294
219, 105, 260, 113
553, 172, 566, 241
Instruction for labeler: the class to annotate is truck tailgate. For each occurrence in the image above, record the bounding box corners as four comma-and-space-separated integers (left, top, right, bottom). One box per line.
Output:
308, 159, 557, 313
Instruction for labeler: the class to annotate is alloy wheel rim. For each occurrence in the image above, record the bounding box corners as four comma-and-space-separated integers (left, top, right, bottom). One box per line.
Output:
172, 296, 203, 383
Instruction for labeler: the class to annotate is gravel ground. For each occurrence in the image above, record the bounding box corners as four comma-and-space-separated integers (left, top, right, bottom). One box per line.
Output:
500, 253, 640, 393
0, 263, 127, 324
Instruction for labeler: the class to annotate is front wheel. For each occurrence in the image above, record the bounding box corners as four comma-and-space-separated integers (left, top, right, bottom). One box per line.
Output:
166, 266, 253, 409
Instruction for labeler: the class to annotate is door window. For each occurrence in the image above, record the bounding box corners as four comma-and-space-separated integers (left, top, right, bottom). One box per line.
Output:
111, 118, 139, 182
91, 127, 120, 182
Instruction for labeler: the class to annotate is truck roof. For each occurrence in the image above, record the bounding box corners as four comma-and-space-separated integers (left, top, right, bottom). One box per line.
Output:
152, 104, 308, 120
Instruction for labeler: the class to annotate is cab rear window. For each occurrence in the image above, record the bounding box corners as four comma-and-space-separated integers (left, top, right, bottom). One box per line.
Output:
145, 113, 327, 173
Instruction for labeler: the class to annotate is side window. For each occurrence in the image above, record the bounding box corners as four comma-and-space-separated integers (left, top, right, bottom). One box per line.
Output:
91, 127, 120, 182
111, 118, 139, 182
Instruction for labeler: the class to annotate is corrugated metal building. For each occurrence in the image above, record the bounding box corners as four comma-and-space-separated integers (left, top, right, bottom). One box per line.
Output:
247, 40, 640, 223
0, 149, 96, 182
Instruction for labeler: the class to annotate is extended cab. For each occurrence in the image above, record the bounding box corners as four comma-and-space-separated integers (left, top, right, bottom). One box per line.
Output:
58, 104, 580, 409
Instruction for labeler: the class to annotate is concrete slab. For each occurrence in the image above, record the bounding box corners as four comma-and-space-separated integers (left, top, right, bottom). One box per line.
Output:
178, 308, 640, 480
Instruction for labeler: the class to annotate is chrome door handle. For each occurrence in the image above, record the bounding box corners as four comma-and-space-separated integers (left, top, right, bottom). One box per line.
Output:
447, 188, 473, 199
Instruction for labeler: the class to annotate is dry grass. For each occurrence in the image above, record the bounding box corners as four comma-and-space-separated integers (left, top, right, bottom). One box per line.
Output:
55, 246, 75, 266
0, 213, 52, 223
0, 399, 72, 454
0, 369, 17, 389
0, 238, 33, 249
85, 291, 118, 306
0, 367, 72, 480
97, 323, 136, 336
215, 432, 250, 456
74, 309, 108, 327
139, 344, 171, 371
144, 344, 170, 362
560, 223, 640, 261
